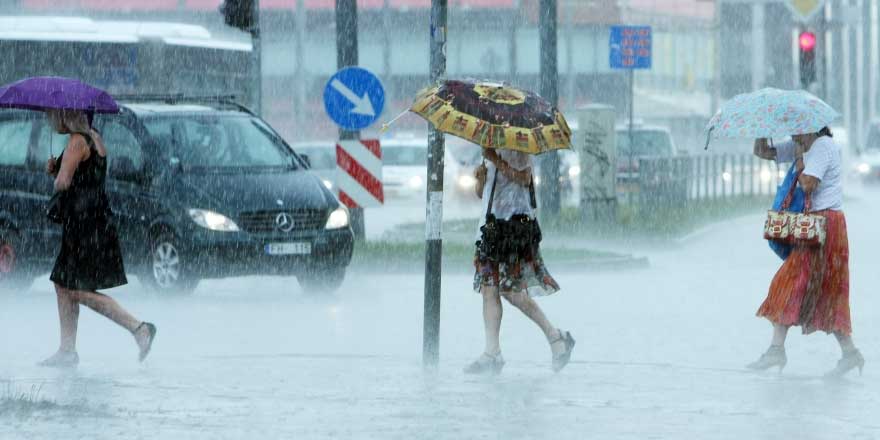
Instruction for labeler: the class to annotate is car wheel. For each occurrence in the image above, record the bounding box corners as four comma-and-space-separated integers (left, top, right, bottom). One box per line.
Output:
141, 232, 199, 295
0, 228, 34, 292
297, 268, 346, 294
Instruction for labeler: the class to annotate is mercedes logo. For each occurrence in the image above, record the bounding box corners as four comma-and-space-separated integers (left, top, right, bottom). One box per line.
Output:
274, 213, 295, 232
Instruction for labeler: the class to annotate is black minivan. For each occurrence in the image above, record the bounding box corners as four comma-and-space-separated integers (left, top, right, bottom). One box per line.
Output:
0, 97, 354, 294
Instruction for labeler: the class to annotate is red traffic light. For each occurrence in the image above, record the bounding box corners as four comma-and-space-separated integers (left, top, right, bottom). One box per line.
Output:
799, 31, 816, 51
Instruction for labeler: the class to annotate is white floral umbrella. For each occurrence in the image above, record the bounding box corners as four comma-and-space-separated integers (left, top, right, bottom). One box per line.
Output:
705, 88, 839, 148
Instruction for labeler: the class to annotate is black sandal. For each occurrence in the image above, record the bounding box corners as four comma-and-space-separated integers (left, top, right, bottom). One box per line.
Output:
135, 322, 157, 362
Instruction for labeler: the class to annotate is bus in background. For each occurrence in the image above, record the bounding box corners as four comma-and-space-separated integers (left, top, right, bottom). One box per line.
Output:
0, 16, 254, 108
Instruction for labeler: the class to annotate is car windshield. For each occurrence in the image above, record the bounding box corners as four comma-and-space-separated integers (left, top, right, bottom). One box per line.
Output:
143, 114, 295, 170
616, 130, 673, 157
383, 145, 426, 166
295, 147, 336, 169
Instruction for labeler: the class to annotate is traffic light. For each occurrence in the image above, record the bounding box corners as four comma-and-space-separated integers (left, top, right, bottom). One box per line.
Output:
799, 30, 817, 89
219, 0, 255, 32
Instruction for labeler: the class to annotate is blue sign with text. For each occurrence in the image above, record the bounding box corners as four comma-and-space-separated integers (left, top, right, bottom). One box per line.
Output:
610, 25, 652, 70
323, 67, 385, 131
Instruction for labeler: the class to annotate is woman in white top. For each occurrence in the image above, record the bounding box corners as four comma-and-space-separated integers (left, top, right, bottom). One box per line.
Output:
748, 127, 863, 377
464, 148, 575, 375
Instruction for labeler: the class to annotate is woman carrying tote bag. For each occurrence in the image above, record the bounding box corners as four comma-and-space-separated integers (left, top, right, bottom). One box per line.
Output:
748, 128, 862, 377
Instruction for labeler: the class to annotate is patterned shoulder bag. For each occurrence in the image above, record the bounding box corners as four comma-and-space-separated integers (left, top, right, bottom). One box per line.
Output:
763, 169, 826, 247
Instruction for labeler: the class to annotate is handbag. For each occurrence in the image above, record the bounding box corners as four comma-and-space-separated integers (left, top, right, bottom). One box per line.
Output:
46, 191, 67, 224
767, 162, 805, 259
478, 168, 541, 263
763, 167, 826, 247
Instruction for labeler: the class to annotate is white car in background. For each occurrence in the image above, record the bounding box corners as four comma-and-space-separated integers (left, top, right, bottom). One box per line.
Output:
292, 134, 489, 203
379, 135, 429, 200
850, 122, 880, 181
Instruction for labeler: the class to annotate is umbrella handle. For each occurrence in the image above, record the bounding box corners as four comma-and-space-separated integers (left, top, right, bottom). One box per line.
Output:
380, 109, 409, 134
704, 126, 714, 150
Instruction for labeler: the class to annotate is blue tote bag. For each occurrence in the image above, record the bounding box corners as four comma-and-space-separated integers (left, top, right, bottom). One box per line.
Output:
768, 162, 805, 260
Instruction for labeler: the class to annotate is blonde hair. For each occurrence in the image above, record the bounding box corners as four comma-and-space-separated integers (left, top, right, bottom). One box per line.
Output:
48, 109, 91, 135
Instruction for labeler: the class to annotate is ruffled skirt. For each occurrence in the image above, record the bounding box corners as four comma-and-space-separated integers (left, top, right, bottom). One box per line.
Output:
757, 210, 851, 335
473, 242, 560, 297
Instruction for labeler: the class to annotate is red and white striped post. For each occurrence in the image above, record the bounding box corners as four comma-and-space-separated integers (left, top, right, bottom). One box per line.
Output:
335, 139, 384, 209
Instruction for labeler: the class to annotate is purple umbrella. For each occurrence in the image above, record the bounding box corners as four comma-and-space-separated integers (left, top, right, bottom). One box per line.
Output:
0, 76, 119, 114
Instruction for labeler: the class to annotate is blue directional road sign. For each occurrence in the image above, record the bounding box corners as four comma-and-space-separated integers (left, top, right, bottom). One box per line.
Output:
323, 67, 385, 131
609, 25, 652, 70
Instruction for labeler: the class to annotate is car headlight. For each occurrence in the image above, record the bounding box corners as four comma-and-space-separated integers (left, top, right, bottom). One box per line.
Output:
857, 163, 871, 174
325, 207, 350, 229
188, 209, 240, 232
759, 168, 772, 183
457, 174, 477, 189
568, 165, 581, 178
408, 175, 424, 189
322, 179, 334, 190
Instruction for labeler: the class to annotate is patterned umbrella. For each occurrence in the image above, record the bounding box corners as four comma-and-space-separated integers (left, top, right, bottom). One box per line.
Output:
706, 88, 839, 143
408, 80, 572, 154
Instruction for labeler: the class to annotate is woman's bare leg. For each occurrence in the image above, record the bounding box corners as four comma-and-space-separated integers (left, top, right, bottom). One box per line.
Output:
73, 290, 140, 332
55, 284, 79, 352
502, 290, 563, 353
771, 324, 789, 347
481, 286, 502, 355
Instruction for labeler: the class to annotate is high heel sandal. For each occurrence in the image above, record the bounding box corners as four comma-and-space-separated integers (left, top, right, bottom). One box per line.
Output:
825, 349, 865, 378
746, 345, 787, 372
464, 352, 505, 375
550, 329, 575, 373
134, 322, 157, 362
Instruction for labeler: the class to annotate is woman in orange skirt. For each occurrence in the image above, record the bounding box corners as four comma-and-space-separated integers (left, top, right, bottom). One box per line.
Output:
749, 128, 863, 377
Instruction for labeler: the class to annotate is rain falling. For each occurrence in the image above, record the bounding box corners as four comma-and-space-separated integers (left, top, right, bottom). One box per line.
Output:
0, 0, 878, 439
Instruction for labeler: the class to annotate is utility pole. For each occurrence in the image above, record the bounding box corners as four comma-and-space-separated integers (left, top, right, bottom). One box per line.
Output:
423, 0, 447, 368
252, 0, 262, 115
295, 0, 306, 135
335, 0, 365, 239
711, 0, 721, 114
509, 0, 519, 82
539, 0, 560, 215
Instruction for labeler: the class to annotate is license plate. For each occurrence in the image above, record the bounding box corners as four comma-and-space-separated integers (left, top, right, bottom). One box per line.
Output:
265, 242, 311, 255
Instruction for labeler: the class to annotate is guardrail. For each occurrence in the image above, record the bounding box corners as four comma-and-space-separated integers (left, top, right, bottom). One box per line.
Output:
628, 153, 783, 209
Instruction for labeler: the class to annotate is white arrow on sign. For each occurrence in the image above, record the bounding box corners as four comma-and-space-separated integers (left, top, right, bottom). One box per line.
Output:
330, 79, 376, 117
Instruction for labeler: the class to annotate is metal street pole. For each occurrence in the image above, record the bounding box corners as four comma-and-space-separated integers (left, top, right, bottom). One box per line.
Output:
628, 68, 634, 205
539, 0, 560, 215
423, 0, 447, 368
508, 0, 519, 82
295, 0, 306, 134
252, 0, 262, 116
711, 0, 721, 114
335, 0, 366, 239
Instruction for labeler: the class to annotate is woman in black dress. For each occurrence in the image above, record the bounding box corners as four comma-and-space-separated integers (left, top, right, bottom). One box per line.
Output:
40, 109, 156, 368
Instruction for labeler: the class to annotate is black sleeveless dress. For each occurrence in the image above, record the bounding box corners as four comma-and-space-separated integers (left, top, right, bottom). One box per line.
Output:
50, 133, 128, 291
